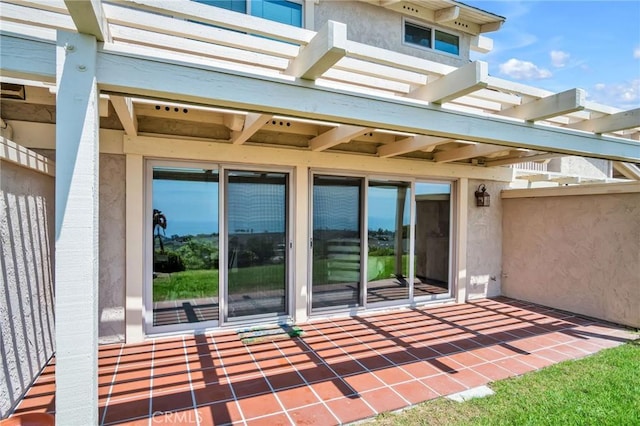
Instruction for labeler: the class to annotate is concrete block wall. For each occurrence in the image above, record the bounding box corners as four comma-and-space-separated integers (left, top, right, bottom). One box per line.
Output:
0, 161, 55, 418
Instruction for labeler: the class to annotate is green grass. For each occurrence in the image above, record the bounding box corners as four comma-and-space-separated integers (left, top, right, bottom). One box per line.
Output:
370, 340, 640, 426
153, 269, 218, 301
153, 264, 286, 301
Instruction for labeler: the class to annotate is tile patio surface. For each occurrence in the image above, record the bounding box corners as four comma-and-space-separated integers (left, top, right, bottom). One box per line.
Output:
13, 297, 636, 425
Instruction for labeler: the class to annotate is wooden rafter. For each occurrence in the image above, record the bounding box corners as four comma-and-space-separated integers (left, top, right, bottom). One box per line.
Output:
433, 143, 510, 163
230, 113, 272, 145
309, 125, 372, 151
613, 162, 640, 180
377, 135, 448, 158
109, 95, 137, 136
485, 152, 561, 168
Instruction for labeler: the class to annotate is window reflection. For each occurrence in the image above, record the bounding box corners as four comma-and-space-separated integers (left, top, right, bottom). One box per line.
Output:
152, 167, 219, 326
366, 181, 411, 304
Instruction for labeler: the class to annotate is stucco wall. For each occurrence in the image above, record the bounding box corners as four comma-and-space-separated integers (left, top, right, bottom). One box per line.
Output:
0, 161, 55, 419
34, 150, 126, 344
314, 1, 469, 67
466, 180, 508, 299
502, 192, 640, 327
98, 154, 126, 343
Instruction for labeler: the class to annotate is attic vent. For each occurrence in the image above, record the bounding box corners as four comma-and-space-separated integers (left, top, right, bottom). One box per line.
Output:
270, 120, 292, 127
402, 4, 420, 13
154, 104, 189, 113
454, 21, 469, 29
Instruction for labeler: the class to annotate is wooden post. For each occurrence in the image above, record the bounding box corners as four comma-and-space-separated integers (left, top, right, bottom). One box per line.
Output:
54, 30, 99, 425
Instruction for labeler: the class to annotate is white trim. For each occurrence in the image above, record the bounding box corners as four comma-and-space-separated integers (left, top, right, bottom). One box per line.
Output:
501, 181, 640, 198
126, 154, 145, 343
454, 178, 468, 303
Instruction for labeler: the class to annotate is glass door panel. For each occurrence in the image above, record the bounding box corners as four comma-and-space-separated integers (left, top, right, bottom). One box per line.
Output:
226, 170, 288, 319
414, 182, 451, 299
366, 181, 411, 305
151, 167, 219, 327
312, 175, 363, 309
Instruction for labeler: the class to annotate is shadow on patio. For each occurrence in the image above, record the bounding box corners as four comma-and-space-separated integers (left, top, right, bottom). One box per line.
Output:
11, 297, 636, 425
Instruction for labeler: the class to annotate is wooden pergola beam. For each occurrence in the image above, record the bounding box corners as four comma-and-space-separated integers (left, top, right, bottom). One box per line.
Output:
409, 61, 489, 104
64, 0, 111, 42
499, 88, 586, 122
567, 108, 640, 134
286, 20, 347, 80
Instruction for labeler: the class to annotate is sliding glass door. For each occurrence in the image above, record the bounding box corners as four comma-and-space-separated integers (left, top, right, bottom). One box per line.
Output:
225, 170, 289, 320
414, 182, 451, 300
366, 181, 411, 305
151, 166, 219, 327
311, 175, 363, 309
310, 174, 453, 313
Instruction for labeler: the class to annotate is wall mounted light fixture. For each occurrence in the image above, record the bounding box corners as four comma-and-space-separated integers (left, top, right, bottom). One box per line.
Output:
474, 184, 490, 207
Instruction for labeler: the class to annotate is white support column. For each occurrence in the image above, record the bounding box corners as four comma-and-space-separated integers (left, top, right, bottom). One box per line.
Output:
125, 154, 145, 343
293, 166, 309, 323
454, 178, 468, 303
55, 30, 99, 426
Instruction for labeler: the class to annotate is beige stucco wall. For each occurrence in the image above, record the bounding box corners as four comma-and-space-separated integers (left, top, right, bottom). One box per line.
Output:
502, 191, 640, 328
98, 154, 126, 343
466, 180, 508, 299
314, 1, 469, 67
34, 150, 126, 344
0, 160, 55, 419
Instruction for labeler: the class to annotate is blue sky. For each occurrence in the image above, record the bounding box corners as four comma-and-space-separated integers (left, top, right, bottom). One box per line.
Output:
467, 1, 640, 110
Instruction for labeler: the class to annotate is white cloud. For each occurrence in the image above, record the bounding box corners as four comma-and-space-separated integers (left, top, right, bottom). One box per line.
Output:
499, 58, 552, 80
634, 47, 640, 59
591, 79, 640, 109
550, 50, 570, 68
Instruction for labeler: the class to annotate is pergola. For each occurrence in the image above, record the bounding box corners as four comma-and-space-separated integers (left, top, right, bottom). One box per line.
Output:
1, 0, 639, 424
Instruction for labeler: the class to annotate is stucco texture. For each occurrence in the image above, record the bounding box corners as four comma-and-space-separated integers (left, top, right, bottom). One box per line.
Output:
0, 161, 55, 419
466, 180, 508, 299
314, 1, 469, 67
502, 192, 640, 328
33, 150, 126, 343
98, 154, 126, 343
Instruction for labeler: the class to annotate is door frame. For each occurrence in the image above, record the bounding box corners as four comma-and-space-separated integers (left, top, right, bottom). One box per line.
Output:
307, 169, 456, 316
221, 165, 294, 325
144, 159, 295, 335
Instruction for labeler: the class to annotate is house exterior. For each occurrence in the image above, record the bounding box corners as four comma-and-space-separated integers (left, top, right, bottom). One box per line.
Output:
1, 0, 639, 424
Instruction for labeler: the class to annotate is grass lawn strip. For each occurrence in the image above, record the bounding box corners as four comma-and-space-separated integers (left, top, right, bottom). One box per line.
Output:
370, 339, 640, 426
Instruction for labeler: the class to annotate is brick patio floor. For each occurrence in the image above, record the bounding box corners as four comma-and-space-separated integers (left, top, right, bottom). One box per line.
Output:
12, 297, 636, 425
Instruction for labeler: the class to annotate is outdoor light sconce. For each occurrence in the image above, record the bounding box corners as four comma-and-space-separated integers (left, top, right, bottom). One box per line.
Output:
474, 184, 490, 207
